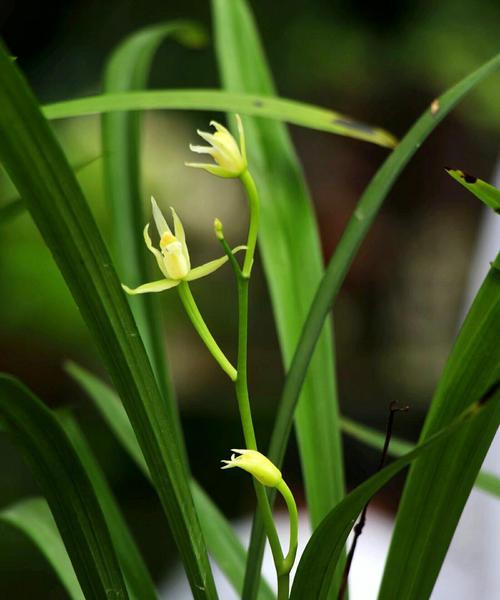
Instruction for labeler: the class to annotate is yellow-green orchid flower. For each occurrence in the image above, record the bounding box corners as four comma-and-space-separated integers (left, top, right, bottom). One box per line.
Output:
122, 197, 245, 295
221, 449, 282, 488
185, 114, 247, 178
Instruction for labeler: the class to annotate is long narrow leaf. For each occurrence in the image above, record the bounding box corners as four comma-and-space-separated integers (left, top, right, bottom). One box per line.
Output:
379, 256, 500, 599
58, 412, 157, 600
0, 376, 128, 599
42, 90, 397, 148
290, 391, 500, 600
65, 361, 275, 600
0, 40, 216, 599
0, 497, 84, 600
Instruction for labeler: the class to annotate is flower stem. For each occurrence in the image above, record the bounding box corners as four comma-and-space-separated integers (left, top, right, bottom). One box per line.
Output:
177, 280, 237, 381
277, 479, 299, 574
235, 274, 285, 586
240, 169, 260, 278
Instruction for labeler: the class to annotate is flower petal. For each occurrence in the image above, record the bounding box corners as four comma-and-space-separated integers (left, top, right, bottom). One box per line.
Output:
121, 279, 179, 295
189, 144, 215, 156
196, 129, 217, 145
151, 196, 171, 237
184, 162, 236, 179
143, 224, 169, 278
236, 114, 246, 166
184, 246, 247, 281
170, 207, 190, 270
209, 120, 231, 135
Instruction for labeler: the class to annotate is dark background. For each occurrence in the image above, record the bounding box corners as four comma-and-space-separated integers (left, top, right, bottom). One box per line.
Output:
1, 0, 499, 596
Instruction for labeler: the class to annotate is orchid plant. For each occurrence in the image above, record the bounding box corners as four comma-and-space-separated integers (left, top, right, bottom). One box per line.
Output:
0, 4, 499, 600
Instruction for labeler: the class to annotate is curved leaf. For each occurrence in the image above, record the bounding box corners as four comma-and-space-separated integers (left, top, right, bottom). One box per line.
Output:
0, 376, 128, 599
290, 393, 500, 600
0, 497, 84, 600
42, 90, 397, 148
0, 40, 216, 599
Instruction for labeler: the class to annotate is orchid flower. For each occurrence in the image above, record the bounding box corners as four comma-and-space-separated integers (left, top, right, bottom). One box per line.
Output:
186, 114, 247, 178
221, 449, 282, 488
122, 197, 245, 295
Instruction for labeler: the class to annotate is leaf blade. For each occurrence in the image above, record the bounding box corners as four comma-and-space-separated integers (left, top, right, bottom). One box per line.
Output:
0, 497, 84, 600
0, 376, 128, 599
42, 90, 397, 147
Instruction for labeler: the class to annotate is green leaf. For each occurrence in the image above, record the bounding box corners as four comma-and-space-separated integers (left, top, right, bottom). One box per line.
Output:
0, 376, 128, 599
340, 416, 500, 498
0, 497, 84, 600
211, 0, 345, 596
65, 361, 275, 600
102, 21, 205, 416
42, 91, 397, 148
446, 168, 500, 212
58, 412, 157, 600
290, 392, 500, 600
0, 40, 216, 599
379, 257, 500, 599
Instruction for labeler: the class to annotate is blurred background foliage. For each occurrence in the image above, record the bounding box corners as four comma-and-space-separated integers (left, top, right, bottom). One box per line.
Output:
0, 0, 499, 596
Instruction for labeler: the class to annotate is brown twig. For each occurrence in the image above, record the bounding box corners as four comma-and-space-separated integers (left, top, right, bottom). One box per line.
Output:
337, 402, 409, 600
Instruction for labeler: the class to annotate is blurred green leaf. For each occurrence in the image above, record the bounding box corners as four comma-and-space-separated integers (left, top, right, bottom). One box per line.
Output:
340, 416, 500, 497
211, 0, 345, 597
0, 497, 84, 600
446, 168, 500, 212
42, 90, 397, 148
290, 392, 500, 600
58, 412, 157, 600
0, 40, 216, 599
380, 256, 500, 599
65, 361, 275, 600
0, 375, 128, 599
